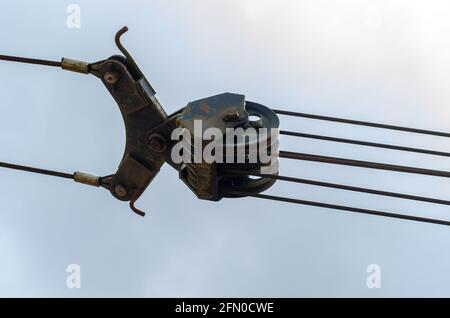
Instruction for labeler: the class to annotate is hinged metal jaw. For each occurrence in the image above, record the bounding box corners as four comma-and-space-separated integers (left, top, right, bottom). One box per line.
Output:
86, 27, 171, 216
78, 27, 280, 216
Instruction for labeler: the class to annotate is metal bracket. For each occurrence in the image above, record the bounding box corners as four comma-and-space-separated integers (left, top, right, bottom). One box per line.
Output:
87, 27, 175, 216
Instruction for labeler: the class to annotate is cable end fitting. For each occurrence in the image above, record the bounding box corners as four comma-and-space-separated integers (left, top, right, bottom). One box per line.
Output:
74, 171, 101, 187
61, 58, 89, 74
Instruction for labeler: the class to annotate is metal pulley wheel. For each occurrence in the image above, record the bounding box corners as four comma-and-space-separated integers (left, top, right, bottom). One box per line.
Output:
176, 93, 280, 201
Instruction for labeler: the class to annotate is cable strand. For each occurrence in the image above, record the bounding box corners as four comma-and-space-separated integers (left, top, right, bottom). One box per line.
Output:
224, 191, 450, 227
279, 150, 450, 178
280, 130, 450, 157
220, 170, 450, 206
273, 109, 450, 138
0, 54, 61, 67
0, 162, 74, 179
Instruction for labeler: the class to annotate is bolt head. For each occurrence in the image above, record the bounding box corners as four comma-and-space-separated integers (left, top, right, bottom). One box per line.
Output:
114, 184, 128, 197
104, 71, 119, 84
147, 134, 167, 153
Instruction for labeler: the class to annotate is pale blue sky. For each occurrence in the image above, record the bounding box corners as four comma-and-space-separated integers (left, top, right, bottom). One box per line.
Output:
0, 0, 449, 297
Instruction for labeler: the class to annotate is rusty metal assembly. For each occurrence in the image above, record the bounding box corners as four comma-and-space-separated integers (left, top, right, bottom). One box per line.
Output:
0, 26, 449, 227
0, 27, 280, 217
176, 93, 280, 201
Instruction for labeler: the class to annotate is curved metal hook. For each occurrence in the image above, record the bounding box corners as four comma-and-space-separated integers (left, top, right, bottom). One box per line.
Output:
130, 200, 146, 217
115, 26, 144, 79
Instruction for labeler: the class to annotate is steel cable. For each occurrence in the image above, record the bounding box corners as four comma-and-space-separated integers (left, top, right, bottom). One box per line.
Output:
279, 150, 450, 178
0, 162, 73, 179
223, 191, 450, 227
0, 54, 61, 67
220, 170, 450, 206
280, 130, 450, 157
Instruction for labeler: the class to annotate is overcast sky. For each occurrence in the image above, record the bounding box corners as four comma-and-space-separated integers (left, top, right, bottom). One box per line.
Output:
0, 0, 450, 297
